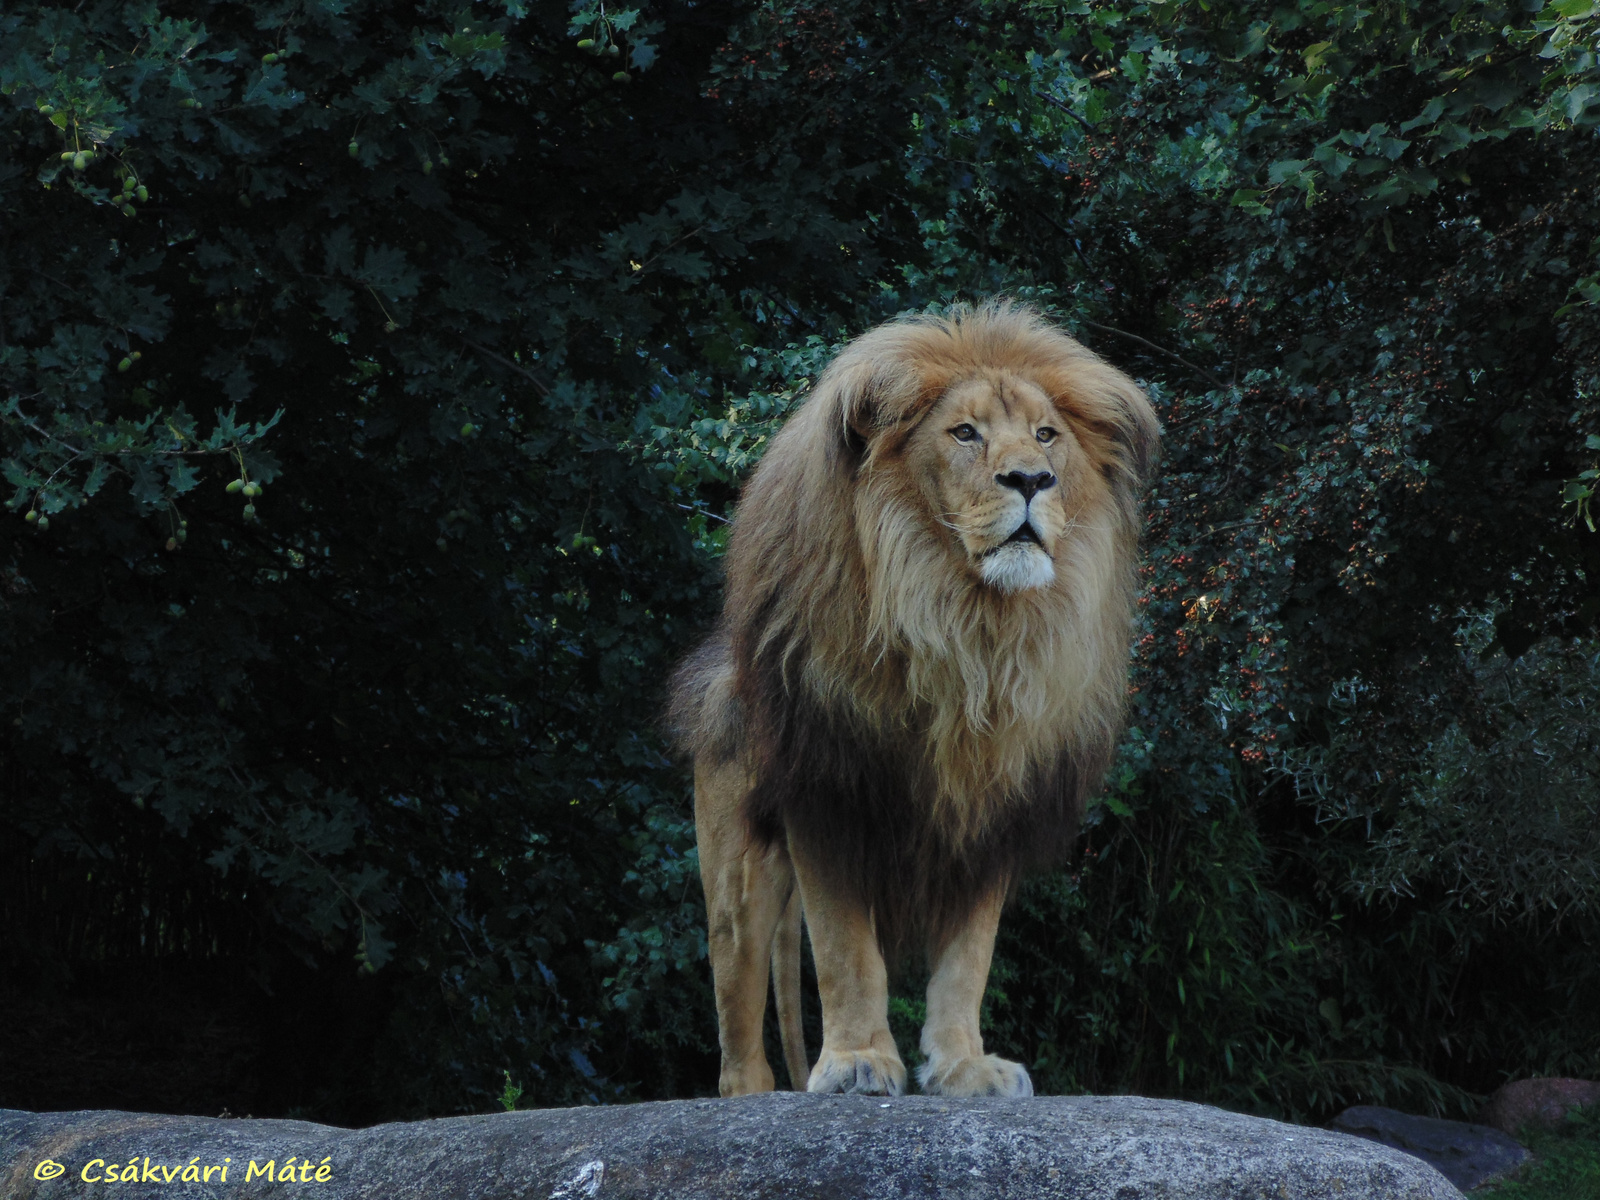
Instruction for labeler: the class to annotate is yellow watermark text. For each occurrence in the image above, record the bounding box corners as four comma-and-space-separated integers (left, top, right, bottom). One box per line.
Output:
32, 1154, 335, 1184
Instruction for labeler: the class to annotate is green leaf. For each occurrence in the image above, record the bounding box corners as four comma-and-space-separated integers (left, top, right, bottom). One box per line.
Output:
1267, 158, 1311, 184
1230, 188, 1270, 216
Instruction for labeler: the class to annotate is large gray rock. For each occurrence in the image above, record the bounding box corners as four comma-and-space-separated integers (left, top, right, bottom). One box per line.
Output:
1476, 1078, 1600, 1136
1328, 1105, 1528, 1192
3, 1093, 1462, 1200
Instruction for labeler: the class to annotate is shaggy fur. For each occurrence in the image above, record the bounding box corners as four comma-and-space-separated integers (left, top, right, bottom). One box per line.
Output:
671, 302, 1158, 959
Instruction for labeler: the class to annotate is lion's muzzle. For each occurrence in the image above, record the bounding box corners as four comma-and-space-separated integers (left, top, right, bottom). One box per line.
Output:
994, 469, 1056, 502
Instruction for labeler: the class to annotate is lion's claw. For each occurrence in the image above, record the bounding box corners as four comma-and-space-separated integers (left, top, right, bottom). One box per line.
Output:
808, 1048, 907, 1096
917, 1053, 1033, 1098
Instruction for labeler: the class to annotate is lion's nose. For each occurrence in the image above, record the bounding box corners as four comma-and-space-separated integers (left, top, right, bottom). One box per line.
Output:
996, 470, 1057, 503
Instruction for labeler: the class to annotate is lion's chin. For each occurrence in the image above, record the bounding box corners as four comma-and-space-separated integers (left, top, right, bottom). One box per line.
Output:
978, 543, 1055, 593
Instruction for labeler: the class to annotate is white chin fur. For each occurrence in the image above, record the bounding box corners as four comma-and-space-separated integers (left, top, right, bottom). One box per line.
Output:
979, 544, 1055, 593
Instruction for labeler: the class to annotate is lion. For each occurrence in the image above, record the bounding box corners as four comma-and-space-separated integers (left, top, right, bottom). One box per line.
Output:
669, 301, 1158, 1098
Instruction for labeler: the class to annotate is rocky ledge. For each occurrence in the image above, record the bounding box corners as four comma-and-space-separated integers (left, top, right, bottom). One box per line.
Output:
3, 1092, 1462, 1200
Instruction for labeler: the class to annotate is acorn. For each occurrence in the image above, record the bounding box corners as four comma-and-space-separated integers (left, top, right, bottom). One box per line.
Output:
136, 185, 148, 201
60, 151, 75, 161
605, 44, 620, 56
422, 158, 433, 174
72, 151, 88, 170
118, 356, 133, 372
612, 71, 630, 82
131, 351, 141, 361
348, 140, 360, 157
166, 537, 178, 551
121, 204, 136, 217
226, 479, 245, 494
262, 52, 280, 63
35, 516, 49, 531
243, 483, 260, 498
24, 510, 37, 523
576, 37, 595, 48
242, 503, 256, 519
177, 528, 188, 543
460, 422, 476, 436
38, 104, 54, 115
437, 155, 450, 167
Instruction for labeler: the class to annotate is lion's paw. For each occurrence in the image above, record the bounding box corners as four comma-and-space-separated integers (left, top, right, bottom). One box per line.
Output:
807, 1048, 906, 1096
917, 1053, 1033, 1098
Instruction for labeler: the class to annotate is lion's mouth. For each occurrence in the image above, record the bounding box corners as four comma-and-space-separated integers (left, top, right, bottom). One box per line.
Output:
1000, 521, 1043, 548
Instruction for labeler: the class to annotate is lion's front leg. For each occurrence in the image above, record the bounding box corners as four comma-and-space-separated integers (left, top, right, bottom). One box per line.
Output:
917, 887, 1033, 1098
789, 838, 906, 1096
697, 760, 795, 1097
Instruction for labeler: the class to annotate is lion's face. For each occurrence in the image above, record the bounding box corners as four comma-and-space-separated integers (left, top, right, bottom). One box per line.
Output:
903, 371, 1098, 594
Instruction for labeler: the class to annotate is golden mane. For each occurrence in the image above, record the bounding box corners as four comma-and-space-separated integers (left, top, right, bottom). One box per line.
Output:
671, 301, 1158, 953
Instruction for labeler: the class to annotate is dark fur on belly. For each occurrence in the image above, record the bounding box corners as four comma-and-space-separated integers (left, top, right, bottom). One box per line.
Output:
739, 636, 1105, 962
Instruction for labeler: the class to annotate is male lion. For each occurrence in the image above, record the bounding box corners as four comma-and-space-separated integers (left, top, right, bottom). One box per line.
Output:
670, 302, 1158, 1098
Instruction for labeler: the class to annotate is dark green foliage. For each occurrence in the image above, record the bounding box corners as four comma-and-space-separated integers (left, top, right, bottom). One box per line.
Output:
1483, 1105, 1600, 1200
1, 0, 745, 1118
2, 0, 1598, 1124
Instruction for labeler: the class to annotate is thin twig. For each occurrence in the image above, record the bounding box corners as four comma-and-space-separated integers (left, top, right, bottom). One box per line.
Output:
1197, 518, 1268, 538
1078, 320, 1229, 391
39, 273, 88, 299
459, 335, 551, 396
1033, 89, 1096, 133
6, 411, 237, 459
1018, 200, 1098, 277
634, 224, 706, 275
1014, 199, 1232, 392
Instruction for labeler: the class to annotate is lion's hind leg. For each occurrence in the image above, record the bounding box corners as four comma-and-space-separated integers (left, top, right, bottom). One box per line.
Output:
771, 886, 810, 1089
916, 886, 1033, 1098
696, 759, 794, 1097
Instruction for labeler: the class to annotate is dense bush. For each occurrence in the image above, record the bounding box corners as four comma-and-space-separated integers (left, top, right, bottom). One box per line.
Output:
2, 0, 1597, 1122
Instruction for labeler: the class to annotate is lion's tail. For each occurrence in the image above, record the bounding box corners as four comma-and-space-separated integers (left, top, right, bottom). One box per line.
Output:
771, 885, 809, 1091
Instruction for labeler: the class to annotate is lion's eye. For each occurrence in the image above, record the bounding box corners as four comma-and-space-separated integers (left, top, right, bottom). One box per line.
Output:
950, 423, 980, 444
1036, 427, 1059, 445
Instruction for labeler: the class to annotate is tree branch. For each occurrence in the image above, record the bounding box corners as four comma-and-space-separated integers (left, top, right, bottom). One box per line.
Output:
459, 336, 551, 397
1078, 320, 1229, 392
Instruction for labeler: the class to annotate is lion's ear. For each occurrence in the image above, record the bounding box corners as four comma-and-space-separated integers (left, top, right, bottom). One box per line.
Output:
1055, 363, 1161, 491
833, 360, 884, 457
1115, 384, 1161, 485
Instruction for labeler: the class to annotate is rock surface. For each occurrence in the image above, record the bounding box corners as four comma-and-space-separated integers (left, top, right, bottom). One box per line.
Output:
3, 1093, 1462, 1200
1476, 1078, 1600, 1136
1328, 1105, 1527, 1192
